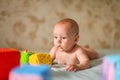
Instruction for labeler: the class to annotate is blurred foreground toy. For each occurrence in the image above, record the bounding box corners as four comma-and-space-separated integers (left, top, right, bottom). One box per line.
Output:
9, 64, 51, 80
102, 54, 120, 80
0, 48, 20, 80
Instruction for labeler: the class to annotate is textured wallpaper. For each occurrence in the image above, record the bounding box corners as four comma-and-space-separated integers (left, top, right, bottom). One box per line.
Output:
0, 0, 120, 51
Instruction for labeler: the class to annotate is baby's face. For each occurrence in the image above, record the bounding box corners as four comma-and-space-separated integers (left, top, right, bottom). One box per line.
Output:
53, 23, 77, 52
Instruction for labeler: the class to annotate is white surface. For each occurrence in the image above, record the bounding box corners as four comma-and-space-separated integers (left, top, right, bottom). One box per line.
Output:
51, 49, 120, 80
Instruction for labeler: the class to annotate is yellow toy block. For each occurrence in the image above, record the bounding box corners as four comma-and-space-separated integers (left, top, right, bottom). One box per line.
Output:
29, 53, 52, 66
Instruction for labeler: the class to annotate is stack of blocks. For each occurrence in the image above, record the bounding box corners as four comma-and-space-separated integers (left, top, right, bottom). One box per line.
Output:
102, 54, 120, 80
20, 50, 52, 65
9, 50, 52, 80
0, 48, 52, 80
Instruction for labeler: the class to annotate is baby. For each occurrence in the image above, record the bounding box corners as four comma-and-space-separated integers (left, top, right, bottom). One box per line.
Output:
50, 18, 98, 72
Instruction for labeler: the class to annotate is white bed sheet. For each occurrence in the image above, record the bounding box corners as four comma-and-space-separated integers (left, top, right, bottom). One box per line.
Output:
51, 49, 120, 80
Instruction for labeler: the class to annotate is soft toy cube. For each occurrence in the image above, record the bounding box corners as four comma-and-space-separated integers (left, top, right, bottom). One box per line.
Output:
20, 50, 33, 65
9, 64, 51, 80
102, 54, 120, 80
29, 53, 52, 65
0, 48, 20, 80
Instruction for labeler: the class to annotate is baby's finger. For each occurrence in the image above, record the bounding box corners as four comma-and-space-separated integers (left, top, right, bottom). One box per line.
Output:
73, 68, 77, 72
65, 65, 70, 71
66, 65, 74, 71
65, 65, 70, 69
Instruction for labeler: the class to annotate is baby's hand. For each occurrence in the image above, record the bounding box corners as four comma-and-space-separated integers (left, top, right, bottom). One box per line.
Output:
65, 64, 79, 72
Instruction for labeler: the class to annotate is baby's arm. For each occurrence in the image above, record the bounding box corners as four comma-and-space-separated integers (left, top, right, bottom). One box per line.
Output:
49, 46, 57, 62
66, 49, 90, 72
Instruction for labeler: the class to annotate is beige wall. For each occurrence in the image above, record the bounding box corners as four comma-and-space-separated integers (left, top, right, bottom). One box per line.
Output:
0, 0, 120, 52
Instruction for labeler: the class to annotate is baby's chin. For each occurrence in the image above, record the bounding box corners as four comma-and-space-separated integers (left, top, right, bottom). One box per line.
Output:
58, 47, 64, 51
58, 48, 70, 52
57, 46, 69, 52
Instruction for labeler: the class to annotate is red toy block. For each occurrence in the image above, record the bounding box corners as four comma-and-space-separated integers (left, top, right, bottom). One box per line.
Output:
0, 48, 20, 80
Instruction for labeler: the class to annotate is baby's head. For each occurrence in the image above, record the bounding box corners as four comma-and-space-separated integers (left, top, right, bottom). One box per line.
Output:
53, 18, 79, 52
55, 18, 79, 36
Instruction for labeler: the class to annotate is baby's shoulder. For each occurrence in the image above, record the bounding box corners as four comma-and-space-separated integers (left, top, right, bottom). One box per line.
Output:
75, 45, 87, 54
75, 45, 84, 51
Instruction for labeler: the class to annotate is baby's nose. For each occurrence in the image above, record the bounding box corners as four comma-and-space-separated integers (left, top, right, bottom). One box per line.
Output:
57, 38, 61, 43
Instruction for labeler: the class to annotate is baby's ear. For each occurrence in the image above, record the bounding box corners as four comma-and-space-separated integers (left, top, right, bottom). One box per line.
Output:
75, 35, 79, 42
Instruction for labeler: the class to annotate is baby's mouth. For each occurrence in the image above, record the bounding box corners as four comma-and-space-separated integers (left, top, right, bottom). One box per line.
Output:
58, 45, 61, 48
58, 45, 62, 49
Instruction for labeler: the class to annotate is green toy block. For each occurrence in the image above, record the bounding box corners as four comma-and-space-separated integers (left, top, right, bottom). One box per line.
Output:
20, 50, 33, 65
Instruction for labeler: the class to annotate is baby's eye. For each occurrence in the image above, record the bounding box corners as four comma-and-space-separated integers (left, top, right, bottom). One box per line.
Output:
54, 36, 58, 39
62, 37, 66, 39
